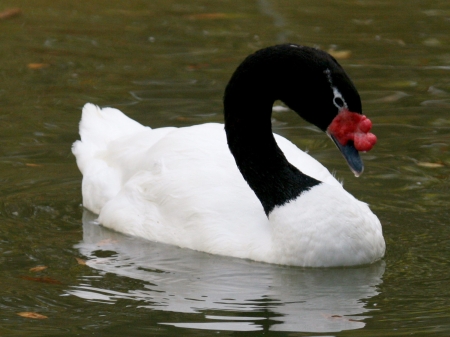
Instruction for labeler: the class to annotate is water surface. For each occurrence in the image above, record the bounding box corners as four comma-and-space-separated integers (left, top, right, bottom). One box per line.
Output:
1, 0, 450, 336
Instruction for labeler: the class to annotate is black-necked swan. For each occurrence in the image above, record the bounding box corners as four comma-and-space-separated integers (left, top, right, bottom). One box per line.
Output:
72, 44, 385, 267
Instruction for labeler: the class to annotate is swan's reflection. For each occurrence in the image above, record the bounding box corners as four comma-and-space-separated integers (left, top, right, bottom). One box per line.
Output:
68, 210, 385, 333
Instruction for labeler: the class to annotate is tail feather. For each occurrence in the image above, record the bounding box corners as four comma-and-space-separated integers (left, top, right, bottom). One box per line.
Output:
72, 103, 146, 170
79, 103, 146, 149
72, 103, 146, 213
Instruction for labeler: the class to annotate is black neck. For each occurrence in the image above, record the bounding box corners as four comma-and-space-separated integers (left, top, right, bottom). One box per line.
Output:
224, 59, 320, 215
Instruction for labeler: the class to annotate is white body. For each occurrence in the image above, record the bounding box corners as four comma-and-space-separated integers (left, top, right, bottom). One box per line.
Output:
73, 104, 385, 267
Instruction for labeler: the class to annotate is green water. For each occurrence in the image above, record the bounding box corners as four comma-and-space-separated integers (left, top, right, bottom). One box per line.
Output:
1, 0, 449, 336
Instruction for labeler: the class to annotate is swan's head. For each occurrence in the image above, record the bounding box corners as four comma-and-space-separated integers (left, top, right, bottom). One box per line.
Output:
224, 44, 377, 176
270, 44, 377, 176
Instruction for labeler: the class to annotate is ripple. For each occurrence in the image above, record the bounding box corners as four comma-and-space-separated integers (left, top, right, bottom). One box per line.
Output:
66, 211, 386, 333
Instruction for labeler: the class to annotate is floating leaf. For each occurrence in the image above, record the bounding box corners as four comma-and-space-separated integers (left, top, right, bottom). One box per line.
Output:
0, 8, 22, 20
20, 276, 62, 285
75, 257, 86, 265
327, 49, 352, 59
29, 266, 47, 272
25, 163, 43, 167
27, 63, 49, 70
417, 161, 444, 168
17, 312, 48, 319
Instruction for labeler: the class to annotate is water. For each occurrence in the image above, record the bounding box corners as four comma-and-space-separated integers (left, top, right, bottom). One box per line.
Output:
1, 0, 450, 336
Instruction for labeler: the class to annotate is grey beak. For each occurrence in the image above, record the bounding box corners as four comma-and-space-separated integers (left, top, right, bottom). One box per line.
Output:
327, 132, 364, 177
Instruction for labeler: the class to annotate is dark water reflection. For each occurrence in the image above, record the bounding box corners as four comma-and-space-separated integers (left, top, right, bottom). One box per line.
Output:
1, 0, 450, 336
69, 211, 385, 333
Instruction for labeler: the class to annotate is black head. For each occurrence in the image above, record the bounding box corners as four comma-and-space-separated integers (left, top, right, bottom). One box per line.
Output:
225, 44, 362, 132
224, 44, 371, 176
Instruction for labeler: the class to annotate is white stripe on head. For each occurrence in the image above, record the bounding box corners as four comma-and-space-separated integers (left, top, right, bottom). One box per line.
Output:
324, 69, 348, 110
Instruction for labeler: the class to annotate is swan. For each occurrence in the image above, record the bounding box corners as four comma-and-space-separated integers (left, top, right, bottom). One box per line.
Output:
72, 44, 385, 267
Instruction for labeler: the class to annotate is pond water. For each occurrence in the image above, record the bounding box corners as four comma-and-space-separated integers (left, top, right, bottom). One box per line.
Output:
1, 0, 450, 336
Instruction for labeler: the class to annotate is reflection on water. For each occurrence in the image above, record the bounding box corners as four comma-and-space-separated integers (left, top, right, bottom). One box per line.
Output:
68, 211, 385, 333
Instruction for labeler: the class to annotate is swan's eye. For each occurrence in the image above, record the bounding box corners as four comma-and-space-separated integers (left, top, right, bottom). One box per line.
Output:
333, 96, 345, 108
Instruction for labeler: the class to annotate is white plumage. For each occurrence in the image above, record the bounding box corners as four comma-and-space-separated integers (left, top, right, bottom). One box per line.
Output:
73, 103, 385, 267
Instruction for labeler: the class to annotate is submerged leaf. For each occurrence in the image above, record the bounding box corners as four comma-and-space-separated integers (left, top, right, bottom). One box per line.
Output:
327, 49, 352, 59
29, 266, 47, 272
17, 312, 48, 319
417, 161, 444, 168
75, 257, 86, 265
27, 63, 49, 70
0, 8, 22, 20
